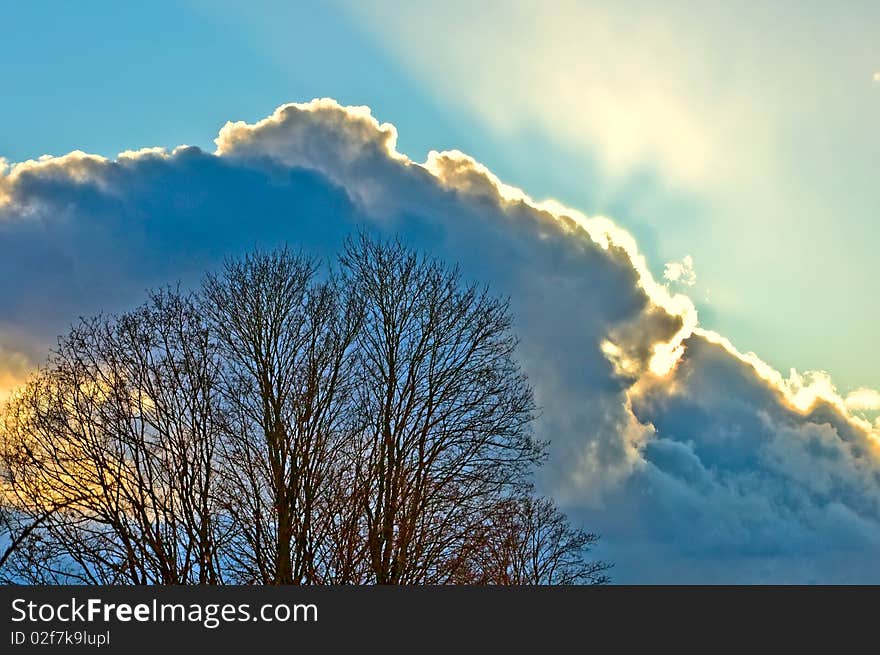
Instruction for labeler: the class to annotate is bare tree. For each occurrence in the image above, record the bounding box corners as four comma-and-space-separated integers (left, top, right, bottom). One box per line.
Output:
338, 235, 542, 584
0, 290, 228, 584
467, 495, 611, 585
0, 238, 611, 585
203, 248, 361, 584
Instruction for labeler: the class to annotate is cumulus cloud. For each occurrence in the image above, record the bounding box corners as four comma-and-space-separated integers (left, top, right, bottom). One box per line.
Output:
1, 99, 879, 582
663, 254, 696, 287
846, 388, 880, 412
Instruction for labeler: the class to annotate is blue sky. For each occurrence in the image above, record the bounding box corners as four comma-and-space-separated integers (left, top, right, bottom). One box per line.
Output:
0, 1, 461, 175
1, 0, 879, 581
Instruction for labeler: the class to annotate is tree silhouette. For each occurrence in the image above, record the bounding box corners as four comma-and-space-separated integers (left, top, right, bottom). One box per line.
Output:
0, 235, 610, 585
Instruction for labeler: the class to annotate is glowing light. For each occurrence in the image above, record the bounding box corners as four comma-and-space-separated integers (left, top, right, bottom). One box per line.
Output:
663, 255, 696, 287
846, 387, 880, 411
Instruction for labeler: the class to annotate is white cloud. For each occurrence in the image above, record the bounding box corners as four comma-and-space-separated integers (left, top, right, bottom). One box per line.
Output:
2, 98, 880, 581
846, 387, 880, 411
663, 254, 696, 287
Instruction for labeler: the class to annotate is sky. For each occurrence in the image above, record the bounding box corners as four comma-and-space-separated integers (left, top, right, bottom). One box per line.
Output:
1, 0, 879, 582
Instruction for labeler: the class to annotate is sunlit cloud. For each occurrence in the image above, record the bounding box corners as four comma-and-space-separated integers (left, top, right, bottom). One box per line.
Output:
0, 332, 41, 405
847, 387, 880, 411
663, 255, 696, 287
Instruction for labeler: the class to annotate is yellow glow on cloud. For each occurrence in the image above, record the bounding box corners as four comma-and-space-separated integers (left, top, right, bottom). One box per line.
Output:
694, 328, 879, 438
118, 146, 168, 160
8, 151, 107, 180
422, 146, 700, 377
0, 345, 35, 406
601, 340, 640, 377
0, 147, 202, 211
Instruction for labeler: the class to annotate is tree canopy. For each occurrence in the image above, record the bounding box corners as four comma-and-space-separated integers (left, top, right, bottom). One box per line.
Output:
0, 235, 610, 585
